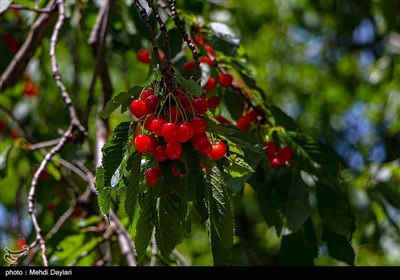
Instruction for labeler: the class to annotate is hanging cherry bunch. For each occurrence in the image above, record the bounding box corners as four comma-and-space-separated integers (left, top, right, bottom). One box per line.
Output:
129, 85, 227, 187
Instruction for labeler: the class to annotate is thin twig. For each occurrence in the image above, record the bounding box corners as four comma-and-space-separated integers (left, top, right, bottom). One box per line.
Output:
0, 103, 34, 142
169, 0, 200, 79
0, 0, 57, 91
172, 249, 189, 266
26, 138, 60, 151
45, 200, 77, 239
157, 0, 171, 16
50, 0, 86, 137
146, 0, 173, 83
135, 0, 162, 68
7, 3, 54, 13
150, 228, 158, 266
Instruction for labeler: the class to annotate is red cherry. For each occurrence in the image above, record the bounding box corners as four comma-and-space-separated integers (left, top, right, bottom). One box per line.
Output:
0, 120, 6, 133
146, 167, 161, 187
189, 117, 207, 135
270, 157, 282, 168
16, 238, 27, 249
218, 73, 233, 87
203, 77, 216, 91
205, 45, 216, 57
166, 141, 182, 160
278, 146, 293, 163
194, 34, 204, 45
193, 98, 208, 115
152, 145, 168, 162
199, 56, 212, 66
246, 110, 258, 122
137, 48, 151, 64
142, 115, 157, 132
207, 141, 227, 160
24, 79, 39, 97
166, 105, 182, 122
148, 135, 159, 152
140, 89, 154, 101
130, 99, 149, 119
198, 140, 212, 155
177, 91, 191, 108
145, 95, 159, 112
207, 95, 219, 109
237, 116, 251, 132
162, 122, 179, 142
151, 118, 166, 136
177, 123, 193, 143
183, 61, 196, 73
10, 129, 20, 139
263, 141, 276, 158
172, 165, 184, 177
134, 134, 152, 153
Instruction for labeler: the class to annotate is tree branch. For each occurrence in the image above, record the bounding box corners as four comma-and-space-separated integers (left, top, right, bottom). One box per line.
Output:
0, 103, 33, 142
0, 0, 58, 91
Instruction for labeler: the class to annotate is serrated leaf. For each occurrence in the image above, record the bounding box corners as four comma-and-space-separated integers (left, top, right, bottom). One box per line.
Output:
124, 152, 142, 226
224, 157, 254, 178
96, 166, 110, 218
316, 182, 354, 236
0, 144, 12, 179
206, 166, 234, 265
175, 74, 202, 97
100, 86, 142, 118
204, 116, 261, 152
258, 171, 310, 234
135, 190, 156, 260
323, 227, 355, 265
155, 196, 184, 258
280, 218, 317, 266
101, 121, 131, 188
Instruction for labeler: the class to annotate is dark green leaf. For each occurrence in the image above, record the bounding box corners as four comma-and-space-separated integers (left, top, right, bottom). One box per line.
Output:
206, 166, 234, 265
101, 121, 131, 188
280, 218, 317, 266
323, 227, 355, 265
316, 182, 354, 236
258, 171, 310, 234
270, 105, 299, 131
155, 196, 184, 258
223, 91, 244, 120
124, 152, 142, 226
209, 22, 239, 56
96, 166, 110, 219
167, 28, 183, 59
175, 74, 202, 97
224, 156, 254, 178
100, 86, 142, 118
376, 182, 400, 208
135, 191, 156, 260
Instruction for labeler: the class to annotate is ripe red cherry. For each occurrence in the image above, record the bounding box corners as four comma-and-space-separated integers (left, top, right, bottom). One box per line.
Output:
162, 122, 178, 142
137, 48, 151, 64
189, 117, 206, 135
197, 140, 212, 155
237, 116, 251, 132
145, 95, 159, 112
215, 115, 232, 125
166, 105, 182, 122
207, 95, 219, 109
177, 123, 193, 143
199, 56, 212, 66
203, 77, 216, 91
278, 146, 293, 163
246, 110, 258, 122
16, 238, 27, 249
0, 119, 6, 133
148, 135, 159, 152
166, 141, 182, 160
193, 98, 208, 115
270, 157, 282, 168
205, 45, 216, 57
208, 141, 227, 160
130, 99, 149, 118
263, 141, 276, 158
218, 73, 233, 87
183, 61, 196, 73
151, 118, 166, 136
194, 34, 204, 45
24, 79, 39, 97
152, 145, 168, 162
146, 167, 161, 186
140, 89, 154, 101
142, 115, 157, 132
134, 134, 152, 153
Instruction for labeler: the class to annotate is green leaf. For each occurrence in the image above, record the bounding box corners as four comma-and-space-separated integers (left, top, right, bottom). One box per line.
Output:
0, 144, 12, 179
209, 22, 239, 56
135, 190, 156, 260
224, 156, 254, 178
55, 234, 102, 265
270, 105, 299, 132
124, 152, 142, 226
223, 91, 244, 120
100, 86, 142, 118
280, 218, 317, 266
376, 182, 400, 209
204, 116, 261, 152
101, 121, 131, 188
155, 196, 184, 258
95, 166, 110, 219
175, 74, 202, 97
167, 28, 183, 59
206, 166, 234, 265
323, 227, 355, 265
316, 182, 354, 236
258, 171, 310, 234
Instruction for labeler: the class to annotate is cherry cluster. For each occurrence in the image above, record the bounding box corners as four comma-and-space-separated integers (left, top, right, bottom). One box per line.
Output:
129, 88, 227, 187
263, 141, 293, 167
